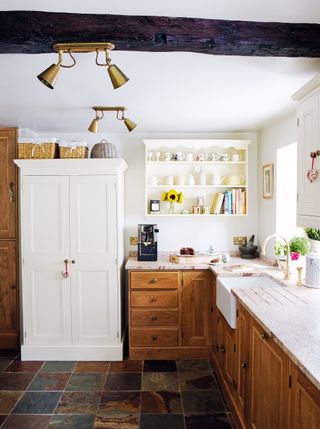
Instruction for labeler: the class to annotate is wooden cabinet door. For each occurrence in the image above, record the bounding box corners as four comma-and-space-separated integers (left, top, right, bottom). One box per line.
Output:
70, 175, 119, 346
250, 320, 289, 429
0, 241, 18, 348
0, 129, 17, 239
182, 271, 213, 346
22, 176, 72, 346
224, 319, 237, 394
297, 92, 320, 219
291, 365, 320, 429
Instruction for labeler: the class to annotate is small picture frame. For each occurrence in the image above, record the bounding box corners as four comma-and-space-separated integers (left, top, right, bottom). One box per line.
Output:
262, 163, 274, 199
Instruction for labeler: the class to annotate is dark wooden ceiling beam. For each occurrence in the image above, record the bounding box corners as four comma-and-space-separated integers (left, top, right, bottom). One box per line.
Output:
0, 10, 319, 56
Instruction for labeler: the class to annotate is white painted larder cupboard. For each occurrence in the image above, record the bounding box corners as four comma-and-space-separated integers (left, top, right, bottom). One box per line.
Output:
14, 159, 127, 360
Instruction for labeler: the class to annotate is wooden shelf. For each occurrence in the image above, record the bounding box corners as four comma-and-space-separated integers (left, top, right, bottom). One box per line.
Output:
145, 213, 247, 217
147, 161, 246, 165
147, 184, 247, 188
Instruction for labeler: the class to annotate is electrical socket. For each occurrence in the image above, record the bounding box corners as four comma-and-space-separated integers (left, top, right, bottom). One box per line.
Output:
233, 236, 247, 246
130, 236, 138, 245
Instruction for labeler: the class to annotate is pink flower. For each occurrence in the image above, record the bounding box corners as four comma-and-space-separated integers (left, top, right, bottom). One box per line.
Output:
291, 252, 300, 261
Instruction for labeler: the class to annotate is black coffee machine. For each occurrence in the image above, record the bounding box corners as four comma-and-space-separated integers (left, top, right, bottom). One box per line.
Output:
138, 224, 159, 261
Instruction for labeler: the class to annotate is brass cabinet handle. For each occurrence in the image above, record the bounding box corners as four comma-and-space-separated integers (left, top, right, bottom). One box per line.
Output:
261, 332, 268, 340
150, 278, 158, 283
151, 296, 157, 302
10, 285, 16, 290
8, 182, 14, 203
219, 345, 226, 353
151, 315, 158, 321
241, 362, 248, 369
152, 335, 158, 341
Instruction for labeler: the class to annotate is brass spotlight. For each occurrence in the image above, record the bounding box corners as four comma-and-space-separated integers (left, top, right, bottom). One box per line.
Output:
37, 42, 129, 90
88, 106, 137, 133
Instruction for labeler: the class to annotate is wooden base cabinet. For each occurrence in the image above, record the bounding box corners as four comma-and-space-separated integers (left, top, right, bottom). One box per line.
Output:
290, 364, 320, 429
0, 128, 19, 349
128, 270, 213, 359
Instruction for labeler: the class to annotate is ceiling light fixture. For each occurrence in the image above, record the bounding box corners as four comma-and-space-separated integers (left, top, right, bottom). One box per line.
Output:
88, 106, 137, 133
37, 42, 129, 90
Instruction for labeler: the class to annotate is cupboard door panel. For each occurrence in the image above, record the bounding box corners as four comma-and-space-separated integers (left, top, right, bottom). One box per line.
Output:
22, 176, 71, 345
70, 176, 118, 345
0, 130, 16, 239
182, 271, 213, 346
0, 241, 18, 348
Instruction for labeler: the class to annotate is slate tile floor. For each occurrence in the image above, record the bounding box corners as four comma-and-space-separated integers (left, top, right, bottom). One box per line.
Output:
0, 358, 235, 429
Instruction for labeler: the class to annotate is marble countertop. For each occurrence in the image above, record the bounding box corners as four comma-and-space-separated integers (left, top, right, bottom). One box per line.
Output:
125, 252, 320, 390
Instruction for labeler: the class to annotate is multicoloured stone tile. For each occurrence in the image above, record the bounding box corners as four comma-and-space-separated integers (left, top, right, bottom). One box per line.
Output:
0, 415, 7, 426
182, 390, 226, 416
40, 361, 76, 373
28, 372, 70, 391
1, 414, 50, 429
185, 413, 233, 429
178, 371, 216, 390
0, 392, 23, 414
0, 373, 34, 391
99, 391, 140, 416
55, 391, 101, 414
109, 360, 142, 373
48, 414, 96, 429
74, 362, 109, 373
5, 361, 43, 373
143, 360, 177, 373
104, 373, 141, 391
141, 391, 182, 414
66, 373, 105, 392
140, 413, 184, 429
176, 360, 212, 373
12, 391, 61, 414
141, 373, 179, 392
0, 360, 12, 373
94, 413, 139, 428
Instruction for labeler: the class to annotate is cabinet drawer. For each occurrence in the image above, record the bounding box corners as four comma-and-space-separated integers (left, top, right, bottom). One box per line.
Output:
131, 328, 178, 347
130, 271, 179, 289
131, 290, 178, 307
131, 309, 178, 326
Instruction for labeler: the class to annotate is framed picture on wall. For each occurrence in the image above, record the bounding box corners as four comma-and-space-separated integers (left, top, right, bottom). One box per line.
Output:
262, 163, 274, 199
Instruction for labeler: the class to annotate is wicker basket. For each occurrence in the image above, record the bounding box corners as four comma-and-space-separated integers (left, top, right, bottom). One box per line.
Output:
18, 138, 58, 159
58, 141, 88, 159
91, 139, 117, 158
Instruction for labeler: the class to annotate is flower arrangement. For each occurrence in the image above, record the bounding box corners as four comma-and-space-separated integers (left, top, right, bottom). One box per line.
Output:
162, 189, 183, 214
289, 236, 310, 259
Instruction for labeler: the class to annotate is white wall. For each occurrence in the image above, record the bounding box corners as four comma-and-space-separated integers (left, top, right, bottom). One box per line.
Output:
34, 131, 258, 256
257, 112, 297, 256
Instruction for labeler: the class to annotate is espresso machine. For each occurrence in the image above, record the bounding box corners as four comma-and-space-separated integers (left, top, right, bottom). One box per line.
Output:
138, 224, 159, 261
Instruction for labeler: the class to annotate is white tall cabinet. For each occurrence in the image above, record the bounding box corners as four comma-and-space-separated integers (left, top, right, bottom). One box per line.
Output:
292, 75, 320, 228
14, 159, 127, 360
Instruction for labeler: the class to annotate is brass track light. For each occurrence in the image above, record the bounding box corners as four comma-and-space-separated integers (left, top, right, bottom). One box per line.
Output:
88, 106, 137, 133
38, 42, 129, 90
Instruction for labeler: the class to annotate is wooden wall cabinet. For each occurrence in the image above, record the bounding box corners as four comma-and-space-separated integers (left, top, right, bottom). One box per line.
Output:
0, 128, 19, 349
128, 270, 213, 359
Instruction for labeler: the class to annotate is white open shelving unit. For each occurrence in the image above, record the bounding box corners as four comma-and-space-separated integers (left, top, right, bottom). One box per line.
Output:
144, 139, 250, 218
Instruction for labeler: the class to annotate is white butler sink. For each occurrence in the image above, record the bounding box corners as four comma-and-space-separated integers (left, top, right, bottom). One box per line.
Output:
216, 276, 279, 329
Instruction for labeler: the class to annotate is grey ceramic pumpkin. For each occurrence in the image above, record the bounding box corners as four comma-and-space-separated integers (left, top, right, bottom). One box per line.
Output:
90, 139, 117, 158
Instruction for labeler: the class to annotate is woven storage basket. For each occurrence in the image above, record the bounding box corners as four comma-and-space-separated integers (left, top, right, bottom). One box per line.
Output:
18, 138, 58, 159
91, 139, 117, 158
58, 141, 88, 159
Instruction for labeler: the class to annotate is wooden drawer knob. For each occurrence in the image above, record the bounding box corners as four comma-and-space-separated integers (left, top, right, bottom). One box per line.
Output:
152, 335, 158, 341
150, 278, 158, 284
151, 296, 157, 302
241, 362, 248, 369
151, 315, 158, 321
261, 332, 268, 340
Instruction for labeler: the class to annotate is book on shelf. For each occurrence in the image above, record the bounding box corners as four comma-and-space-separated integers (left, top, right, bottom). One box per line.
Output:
211, 188, 246, 215
210, 192, 224, 214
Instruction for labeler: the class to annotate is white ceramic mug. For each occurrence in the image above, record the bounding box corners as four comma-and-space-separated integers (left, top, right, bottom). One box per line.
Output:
231, 153, 241, 161
208, 153, 219, 161
185, 153, 194, 161
149, 176, 158, 186
147, 152, 154, 161
175, 175, 185, 185
220, 153, 231, 161
211, 174, 226, 185
226, 175, 245, 185
165, 176, 174, 185
162, 152, 171, 161
172, 152, 185, 161
197, 153, 206, 161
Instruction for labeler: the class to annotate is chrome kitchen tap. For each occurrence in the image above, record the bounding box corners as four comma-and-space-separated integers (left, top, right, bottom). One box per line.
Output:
261, 233, 290, 280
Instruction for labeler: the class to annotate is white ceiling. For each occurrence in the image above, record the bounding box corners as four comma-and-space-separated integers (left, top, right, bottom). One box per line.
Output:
0, 0, 320, 134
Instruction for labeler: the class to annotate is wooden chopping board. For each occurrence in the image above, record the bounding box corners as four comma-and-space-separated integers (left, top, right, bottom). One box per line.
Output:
169, 254, 221, 264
